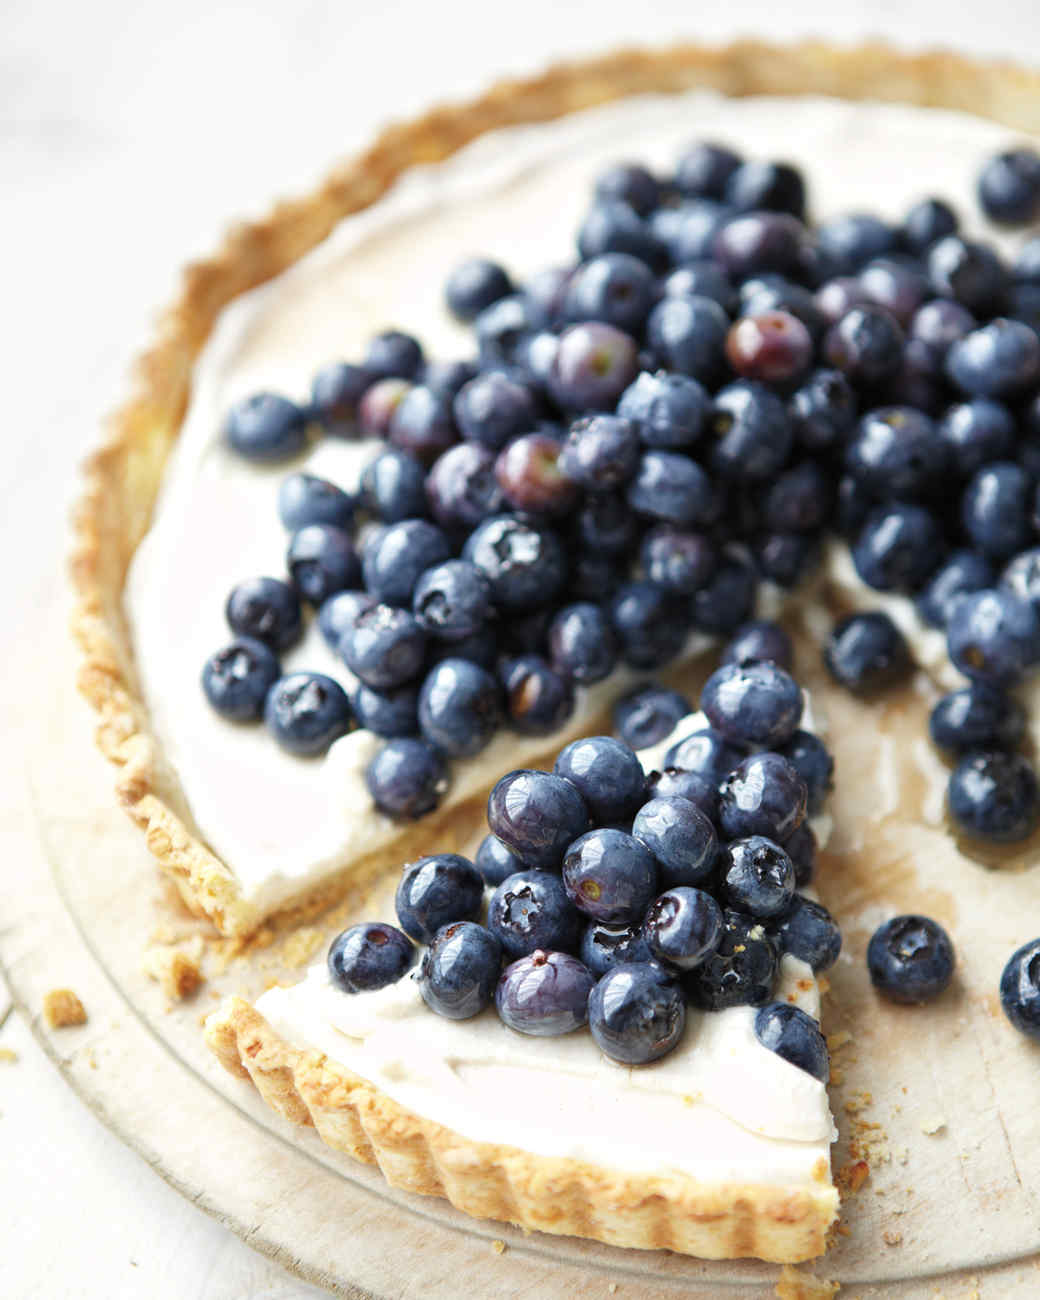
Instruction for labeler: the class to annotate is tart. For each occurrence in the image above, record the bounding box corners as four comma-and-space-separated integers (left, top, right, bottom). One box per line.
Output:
72, 40, 1040, 1267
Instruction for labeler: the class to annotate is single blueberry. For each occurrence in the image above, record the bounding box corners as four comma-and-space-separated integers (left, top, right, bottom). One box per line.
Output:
264, 672, 352, 755
948, 751, 1040, 842
412, 560, 493, 641
595, 161, 661, 215
816, 212, 896, 273
978, 148, 1040, 225
445, 258, 513, 322
640, 526, 717, 594
562, 252, 657, 333
769, 896, 842, 972
824, 305, 905, 387
927, 236, 1008, 314
642, 886, 723, 970
417, 658, 501, 757
341, 604, 427, 689
562, 829, 659, 925
824, 611, 913, 693
859, 256, 930, 327
901, 196, 958, 255
726, 309, 813, 384
700, 660, 803, 749
310, 361, 371, 435
425, 442, 504, 531
327, 922, 415, 993
475, 834, 527, 887
453, 371, 537, 451
359, 448, 428, 523
916, 550, 995, 628
495, 431, 578, 515
867, 914, 956, 1004
999, 939, 1040, 1040
277, 472, 354, 532
421, 359, 478, 399
717, 752, 808, 845
609, 580, 689, 670
554, 736, 647, 825
663, 260, 737, 314
317, 590, 377, 650
499, 654, 575, 736
588, 963, 685, 1064
616, 370, 711, 450
724, 160, 806, 216
463, 515, 567, 612
627, 450, 714, 527
350, 681, 419, 738
201, 638, 280, 722
644, 768, 719, 823
388, 384, 458, 465
777, 730, 834, 815
473, 294, 537, 367
720, 620, 794, 671
576, 198, 668, 270
845, 406, 947, 500
286, 524, 360, 605
613, 684, 692, 752
365, 329, 424, 380
663, 199, 736, 264
418, 921, 502, 1019
225, 576, 302, 652
664, 727, 747, 786
712, 212, 805, 279
548, 321, 640, 412
946, 318, 1040, 398
548, 603, 617, 686
495, 950, 595, 1036
761, 462, 833, 535
929, 684, 1025, 757
684, 909, 779, 1010
908, 298, 977, 372
487, 769, 588, 870
690, 551, 759, 635
488, 873, 583, 959
789, 368, 858, 452
947, 588, 1040, 685
395, 854, 484, 943
720, 836, 796, 918
572, 491, 638, 556
358, 377, 413, 438
753, 1003, 829, 1080
362, 519, 452, 606
365, 736, 449, 819
558, 414, 640, 490
675, 141, 742, 198
224, 392, 307, 462
851, 504, 945, 592
709, 381, 793, 483
961, 462, 1033, 561
646, 295, 729, 383
579, 921, 653, 977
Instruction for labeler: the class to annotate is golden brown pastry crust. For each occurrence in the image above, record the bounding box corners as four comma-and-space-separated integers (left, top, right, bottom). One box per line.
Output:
205, 996, 838, 1262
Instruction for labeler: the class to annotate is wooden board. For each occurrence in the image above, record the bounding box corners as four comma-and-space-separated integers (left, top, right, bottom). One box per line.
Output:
4, 587, 1040, 1298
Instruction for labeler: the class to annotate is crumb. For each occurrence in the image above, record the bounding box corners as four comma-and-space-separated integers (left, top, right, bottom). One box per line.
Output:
0, 1047, 17, 1064
609, 1286, 618, 1295
844, 1090, 873, 1115
816, 974, 831, 995
143, 943, 204, 1002
921, 1116, 947, 1136
826, 1030, 853, 1053
836, 1159, 870, 1196
775, 1263, 840, 1299
797, 978, 812, 992
43, 989, 86, 1028
491, 1239, 506, 1255
883, 1229, 903, 1246
829, 1066, 843, 1085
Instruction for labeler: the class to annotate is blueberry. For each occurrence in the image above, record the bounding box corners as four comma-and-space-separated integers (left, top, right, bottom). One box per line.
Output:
824, 611, 913, 693
473, 294, 537, 367
725, 310, 812, 385
576, 199, 667, 270
287, 524, 360, 605
815, 275, 872, 325
278, 472, 355, 532
359, 448, 428, 522
548, 321, 640, 412
927, 236, 1008, 314
362, 519, 451, 607
425, 443, 503, 531
588, 962, 685, 1064
632, 785, 719, 883
350, 681, 419, 738
327, 922, 415, 994
720, 836, 796, 918
201, 637, 280, 722
947, 588, 1040, 684
858, 257, 930, 327
388, 385, 457, 465
901, 196, 958, 254
572, 491, 638, 556
579, 921, 653, 977
753, 532, 819, 590
609, 580, 688, 670
740, 274, 826, 341
395, 853, 483, 943
522, 266, 573, 328
675, 141, 742, 198
817, 212, 896, 273
701, 661, 803, 749
929, 683, 1024, 757
359, 377, 413, 438
475, 834, 526, 887
646, 295, 728, 383
938, 400, 1016, 479
867, 914, 955, 1004
453, 372, 537, 451
962, 463, 1032, 560
641, 887, 723, 971
553, 735, 646, 824
626, 450, 714, 527
784, 822, 818, 888
225, 576, 302, 652
978, 148, 1040, 225
845, 407, 947, 500
824, 306, 905, 387
595, 161, 661, 215
418, 921, 502, 1019
463, 515, 567, 611
644, 767, 719, 822
547, 603, 617, 686
713, 212, 806, 280
663, 261, 736, 314
224, 392, 306, 462
948, 751, 1040, 842
495, 432, 577, 515
946, 318, 1040, 398
496, 950, 595, 1036
613, 684, 691, 752
264, 672, 352, 755
341, 604, 427, 689
788, 368, 858, 452
664, 726, 746, 785
500, 607, 553, 656
562, 829, 658, 925
753, 1003, 828, 1080
710, 381, 793, 483
365, 736, 449, 819
908, 298, 977, 372
769, 896, 842, 972
487, 769, 588, 870
445, 258, 513, 322
999, 939, 1040, 1040
1002, 547, 1040, 614
852, 504, 945, 592
557, 414, 640, 490
488, 872, 582, 959
725, 160, 805, 217
412, 560, 493, 641
317, 590, 376, 650
365, 329, 424, 380
761, 462, 833, 536
662, 199, 736, 263
417, 658, 501, 757
563, 252, 656, 333
718, 752, 807, 844
685, 909, 779, 1010
915, 551, 994, 631
499, 654, 575, 735
777, 730, 834, 814
639, 526, 716, 595
720, 620, 793, 671
422, 359, 478, 398
310, 362, 371, 435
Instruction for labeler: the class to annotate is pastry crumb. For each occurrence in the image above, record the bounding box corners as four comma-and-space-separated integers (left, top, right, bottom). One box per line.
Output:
0, 1047, 17, 1064
826, 1030, 853, 1053
843, 1090, 873, 1115
43, 989, 87, 1028
921, 1115, 946, 1136
775, 1263, 840, 1299
143, 942, 204, 1001
491, 1239, 506, 1255
883, 1229, 903, 1246
836, 1158, 870, 1196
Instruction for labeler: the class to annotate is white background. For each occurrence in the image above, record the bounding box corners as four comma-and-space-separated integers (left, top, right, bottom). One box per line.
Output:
3, 1, 1040, 1296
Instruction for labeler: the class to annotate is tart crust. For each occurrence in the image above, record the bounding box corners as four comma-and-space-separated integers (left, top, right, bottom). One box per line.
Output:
205, 996, 838, 1262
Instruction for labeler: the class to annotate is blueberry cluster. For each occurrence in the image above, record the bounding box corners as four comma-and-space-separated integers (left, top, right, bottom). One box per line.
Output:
326, 641, 839, 1075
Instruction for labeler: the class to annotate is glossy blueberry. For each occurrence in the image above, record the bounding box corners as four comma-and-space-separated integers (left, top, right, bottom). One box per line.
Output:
521, 266, 573, 329
916, 551, 994, 630
422, 359, 478, 399
710, 381, 793, 483
823, 306, 905, 387
286, 525, 360, 605
664, 726, 746, 786
225, 576, 302, 652
720, 620, 793, 671
701, 661, 802, 749
488, 872, 583, 959
418, 922, 502, 1020
444, 257, 513, 322
341, 604, 427, 689
690, 552, 758, 635
646, 767, 719, 822
788, 369, 858, 452
499, 654, 575, 735
589, 962, 685, 1065
395, 853, 483, 944
563, 252, 656, 333
613, 685, 691, 753
609, 580, 688, 670
201, 638, 280, 722
462, 515, 567, 611
557, 414, 639, 490
720, 836, 796, 919
317, 590, 376, 650
627, 450, 714, 527
277, 472, 354, 532
978, 147, 1040, 225
562, 829, 659, 925
769, 896, 842, 973
350, 681, 419, 738
999, 940, 1040, 1040
365, 329, 424, 380
845, 407, 947, 500
475, 834, 526, 887
907, 298, 977, 371
548, 603, 617, 686
487, 769, 588, 870
594, 160, 660, 214
641, 887, 723, 971
412, 560, 493, 642
576, 199, 667, 270
938, 400, 1015, 479
761, 462, 833, 535
417, 658, 501, 757
859, 257, 930, 327
783, 822, 817, 889
361, 519, 451, 607
675, 141, 742, 198
310, 361, 371, 435
358, 377, 412, 438
753, 532, 820, 590
264, 672, 352, 755
359, 448, 428, 522
947, 318, 1040, 398
927, 236, 1008, 314
425, 443, 503, 532
663, 260, 736, 314
1002, 547, 1040, 614
452, 372, 537, 451
867, 915, 955, 1004
662, 199, 736, 263
631, 796, 717, 888
725, 310, 812, 384
929, 683, 1025, 757
473, 294, 537, 367
496, 950, 595, 1036
724, 159, 805, 217
753, 1003, 828, 1080
824, 611, 913, 693
580, 921, 653, 977
387, 385, 457, 465
962, 463, 1032, 560
851, 504, 945, 592
645, 295, 728, 384
948, 751, 1040, 842
947, 588, 1040, 685
224, 392, 306, 462
901, 196, 958, 254
572, 491, 637, 556
815, 275, 872, 325
365, 736, 449, 819
817, 212, 896, 273
777, 730, 834, 815
741, 273, 827, 339
718, 752, 807, 844
327, 922, 415, 994
640, 527, 717, 595
554, 735, 646, 824
684, 909, 779, 1011
712, 212, 806, 278
495, 432, 577, 515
